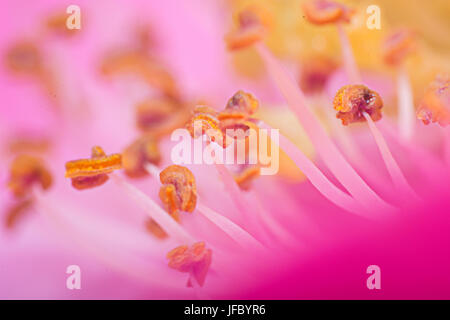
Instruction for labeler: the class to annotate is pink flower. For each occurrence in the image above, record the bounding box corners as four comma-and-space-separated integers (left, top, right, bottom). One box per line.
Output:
1, 0, 449, 300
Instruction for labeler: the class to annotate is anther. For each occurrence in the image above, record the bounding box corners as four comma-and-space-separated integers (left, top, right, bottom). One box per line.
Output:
145, 218, 168, 239
167, 241, 212, 287
225, 6, 269, 51
136, 98, 189, 137
4, 199, 34, 229
159, 165, 197, 217
218, 90, 259, 121
122, 135, 161, 178
5, 41, 43, 76
299, 56, 337, 94
187, 106, 226, 146
8, 136, 50, 155
333, 85, 383, 125
100, 51, 179, 98
45, 12, 79, 37
301, 0, 355, 25
382, 29, 416, 66
65, 146, 122, 190
8, 155, 52, 198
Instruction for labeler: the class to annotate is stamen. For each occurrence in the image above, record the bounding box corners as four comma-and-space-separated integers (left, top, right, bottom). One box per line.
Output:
333, 84, 383, 125
65, 146, 122, 190
159, 165, 197, 216
219, 90, 259, 120
186, 106, 226, 146
363, 112, 420, 201
45, 12, 78, 37
254, 43, 391, 212
212, 161, 274, 243
8, 137, 50, 155
145, 218, 168, 240
136, 98, 189, 137
382, 29, 416, 67
167, 241, 212, 287
143, 164, 265, 248
32, 187, 189, 290
225, 6, 269, 50
110, 173, 193, 243
382, 30, 416, 140
416, 73, 450, 127
100, 51, 179, 98
8, 154, 52, 198
333, 85, 418, 201
145, 163, 161, 177
258, 122, 371, 216
299, 55, 337, 94
196, 202, 265, 251
336, 23, 361, 84
4, 199, 33, 229
5, 41, 43, 76
301, 0, 354, 25
122, 135, 161, 178
396, 66, 416, 140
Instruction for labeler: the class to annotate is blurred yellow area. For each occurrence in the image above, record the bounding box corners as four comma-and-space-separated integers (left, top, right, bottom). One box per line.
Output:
228, 0, 449, 182
229, 0, 450, 98
256, 106, 315, 182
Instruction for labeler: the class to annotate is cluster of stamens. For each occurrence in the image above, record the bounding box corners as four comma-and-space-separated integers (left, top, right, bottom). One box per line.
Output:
187, 90, 259, 146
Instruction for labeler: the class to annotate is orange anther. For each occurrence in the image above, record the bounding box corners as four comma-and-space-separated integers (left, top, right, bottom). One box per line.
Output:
45, 12, 79, 37
159, 165, 197, 216
382, 29, 416, 66
136, 98, 188, 137
333, 85, 383, 125
417, 74, 450, 127
122, 135, 161, 178
299, 56, 337, 94
302, 0, 355, 25
187, 106, 227, 146
167, 241, 212, 286
218, 90, 259, 121
225, 7, 270, 51
7, 155, 52, 198
100, 51, 179, 98
65, 146, 122, 190
5, 41, 43, 76
145, 218, 168, 239
8, 137, 50, 155
5, 199, 33, 229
